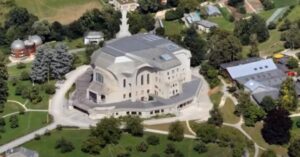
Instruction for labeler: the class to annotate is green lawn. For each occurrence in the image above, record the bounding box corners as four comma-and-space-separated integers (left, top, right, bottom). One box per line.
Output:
242, 123, 288, 156
258, 29, 284, 56
24, 130, 233, 157
259, 9, 277, 20
0, 102, 24, 117
287, 5, 300, 21
273, 0, 298, 8
208, 16, 234, 32
290, 117, 300, 141
220, 98, 240, 124
15, 0, 103, 24
0, 112, 49, 145
64, 38, 84, 49
209, 91, 223, 106
163, 20, 186, 36
144, 121, 194, 135
7, 62, 33, 77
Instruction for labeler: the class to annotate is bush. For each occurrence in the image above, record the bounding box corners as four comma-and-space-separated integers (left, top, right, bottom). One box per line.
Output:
20, 71, 30, 80
0, 118, 6, 126
260, 0, 275, 10
165, 9, 183, 21
296, 120, 300, 128
146, 135, 160, 145
165, 143, 176, 154
56, 124, 63, 131
155, 27, 165, 36
15, 84, 25, 95
10, 77, 18, 86
44, 129, 51, 136
136, 141, 148, 152
287, 57, 299, 69
268, 22, 277, 30
55, 138, 75, 153
193, 141, 208, 153
44, 83, 56, 94
16, 62, 26, 69
9, 115, 19, 128
34, 134, 41, 140
196, 124, 218, 143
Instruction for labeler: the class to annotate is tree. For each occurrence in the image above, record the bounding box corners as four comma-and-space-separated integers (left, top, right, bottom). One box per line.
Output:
283, 24, 300, 49
31, 20, 51, 41
260, 0, 274, 10
208, 29, 242, 67
248, 35, 260, 57
168, 121, 184, 141
44, 83, 56, 94
0, 63, 8, 113
261, 149, 276, 157
30, 45, 53, 83
262, 108, 292, 145
124, 116, 144, 136
234, 14, 269, 45
165, 143, 176, 154
138, 0, 160, 13
174, 150, 184, 157
20, 71, 30, 81
279, 78, 298, 111
55, 138, 75, 153
82, 117, 121, 154
165, 9, 184, 21
146, 135, 160, 145
207, 107, 223, 126
50, 43, 74, 80
228, 0, 244, 7
50, 21, 66, 41
0, 118, 6, 126
288, 139, 300, 157
168, 0, 179, 6
196, 124, 218, 143
260, 96, 276, 112
9, 115, 19, 128
128, 12, 155, 34
155, 27, 165, 36
287, 57, 299, 69
279, 19, 291, 31
193, 141, 207, 154
178, 0, 199, 12
182, 27, 207, 67
136, 141, 148, 152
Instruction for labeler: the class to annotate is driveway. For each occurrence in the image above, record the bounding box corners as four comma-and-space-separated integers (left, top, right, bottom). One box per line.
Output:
116, 9, 131, 38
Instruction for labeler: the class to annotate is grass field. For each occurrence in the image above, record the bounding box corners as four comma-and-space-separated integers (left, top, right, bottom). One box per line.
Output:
7, 62, 32, 77
24, 130, 233, 157
258, 29, 284, 56
0, 102, 24, 117
220, 98, 240, 124
242, 123, 288, 156
0, 112, 49, 145
144, 121, 194, 135
287, 6, 300, 21
14, 0, 104, 24
163, 20, 186, 36
273, 0, 298, 8
208, 16, 234, 32
209, 91, 223, 106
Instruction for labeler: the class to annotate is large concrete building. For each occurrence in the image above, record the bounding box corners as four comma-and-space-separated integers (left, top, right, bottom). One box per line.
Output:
110, 0, 139, 11
70, 34, 202, 119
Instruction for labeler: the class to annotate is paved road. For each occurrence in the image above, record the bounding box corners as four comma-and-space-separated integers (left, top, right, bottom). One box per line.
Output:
116, 9, 131, 38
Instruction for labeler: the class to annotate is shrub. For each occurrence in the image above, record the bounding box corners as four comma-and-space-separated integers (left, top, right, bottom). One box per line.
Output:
193, 141, 208, 153
10, 77, 18, 86
268, 22, 277, 30
146, 135, 160, 145
20, 71, 30, 80
296, 120, 300, 128
136, 141, 148, 152
34, 134, 41, 140
165, 143, 176, 154
287, 57, 299, 69
44, 83, 56, 94
15, 84, 25, 95
16, 62, 26, 69
165, 9, 183, 21
56, 124, 63, 131
155, 27, 165, 36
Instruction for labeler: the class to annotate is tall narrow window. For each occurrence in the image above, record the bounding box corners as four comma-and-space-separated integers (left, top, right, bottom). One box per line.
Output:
141, 75, 144, 85
123, 79, 126, 88
96, 73, 103, 83
147, 74, 150, 84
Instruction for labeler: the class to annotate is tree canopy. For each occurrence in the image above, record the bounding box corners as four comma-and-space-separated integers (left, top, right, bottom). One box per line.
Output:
0, 63, 8, 113
288, 139, 300, 157
262, 108, 292, 145
279, 77, 298, 111
234, 14, 269, 45
168, 121, 184, 141
207, 29, 242, 67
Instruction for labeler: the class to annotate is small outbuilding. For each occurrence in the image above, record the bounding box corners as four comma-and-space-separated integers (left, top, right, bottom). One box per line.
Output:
183, 11, 201, 25
196, 20, 218, 33
206, 5, 221, 16
6, 147, 39, 157
10, 35, 43, 60
84, 31, 104, 45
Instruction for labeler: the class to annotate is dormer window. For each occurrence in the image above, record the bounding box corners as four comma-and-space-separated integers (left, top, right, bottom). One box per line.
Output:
95, 73, 103, 83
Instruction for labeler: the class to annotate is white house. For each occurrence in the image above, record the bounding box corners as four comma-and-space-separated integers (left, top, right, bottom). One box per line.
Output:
196, 20, 218, 33
70, 34, 202, 119
84, 31, 104, 45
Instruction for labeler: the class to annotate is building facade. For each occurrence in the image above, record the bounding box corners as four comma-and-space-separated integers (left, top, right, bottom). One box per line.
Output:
11, 35, 42, 59
70, 34, 202, 119
84, 31, 104, 45
110, 0, 139, 11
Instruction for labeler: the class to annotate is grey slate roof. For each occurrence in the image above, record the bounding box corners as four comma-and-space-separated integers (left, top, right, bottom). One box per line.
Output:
91, 34, 183, 70
220, 57, 262, 69
206, 5, 221, 16
252, 89, 279, 104
196, 20, 218, 28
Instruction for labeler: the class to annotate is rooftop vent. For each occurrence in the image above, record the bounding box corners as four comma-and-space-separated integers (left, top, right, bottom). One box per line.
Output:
166, 44, 179, 51
160, 54, 173, 61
